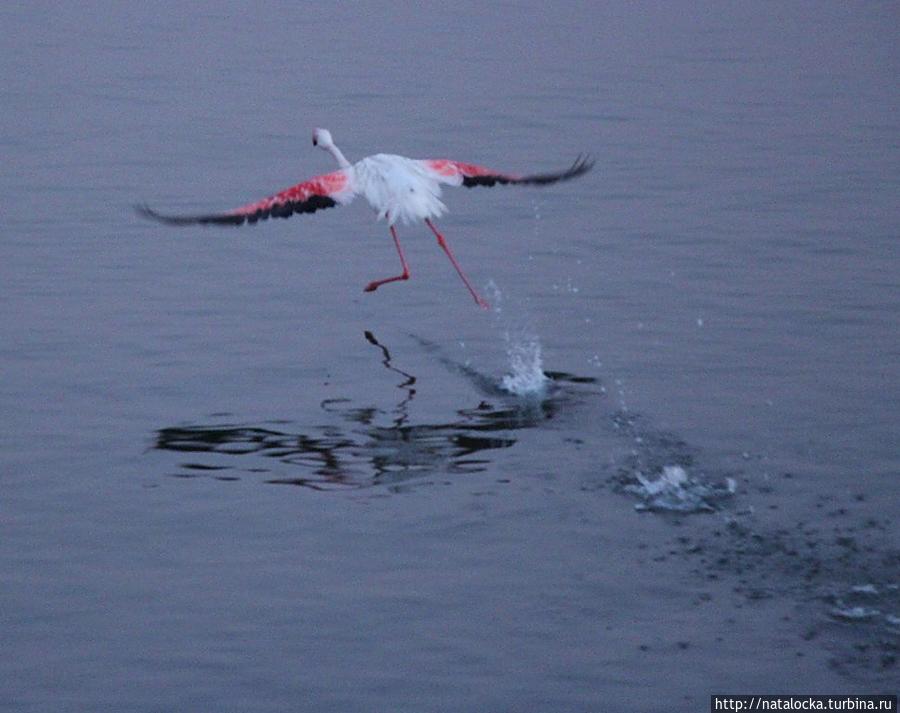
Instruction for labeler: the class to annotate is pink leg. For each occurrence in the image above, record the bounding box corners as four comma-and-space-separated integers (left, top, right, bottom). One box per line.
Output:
364, 225, 410, 292
424, 219, 489, 309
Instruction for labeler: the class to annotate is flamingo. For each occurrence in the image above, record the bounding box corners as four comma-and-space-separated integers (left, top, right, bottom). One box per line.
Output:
137, 128, 593, 308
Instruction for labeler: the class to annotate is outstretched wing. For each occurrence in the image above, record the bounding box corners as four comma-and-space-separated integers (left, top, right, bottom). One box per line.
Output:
136, 169, 356, 226
420, 155, 593, 188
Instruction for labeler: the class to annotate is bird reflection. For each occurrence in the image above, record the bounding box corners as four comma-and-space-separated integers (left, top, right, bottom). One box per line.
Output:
363, 330, 415, 428
154, 330, 574, 491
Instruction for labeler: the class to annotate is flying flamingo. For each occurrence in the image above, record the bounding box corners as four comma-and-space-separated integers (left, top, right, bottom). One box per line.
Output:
137, 128, 593, 308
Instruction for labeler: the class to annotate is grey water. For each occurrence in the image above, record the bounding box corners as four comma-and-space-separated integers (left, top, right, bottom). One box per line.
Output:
1, 3, 898, 711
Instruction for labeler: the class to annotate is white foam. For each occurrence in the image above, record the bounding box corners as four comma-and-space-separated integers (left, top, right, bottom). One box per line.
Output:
637, 465, 689, 495
850, 584, 879, 595
486, 281, 549, 397
500, 332, 548, 396
830, 605, 881, 621
626, 465, 737, 513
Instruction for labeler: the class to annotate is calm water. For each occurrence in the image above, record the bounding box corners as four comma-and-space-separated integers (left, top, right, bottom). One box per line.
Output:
2, 3, 898, 711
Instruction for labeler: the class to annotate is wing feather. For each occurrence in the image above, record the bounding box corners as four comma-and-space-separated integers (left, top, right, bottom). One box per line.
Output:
136, 169, 355, 226
422, 155, 593, 188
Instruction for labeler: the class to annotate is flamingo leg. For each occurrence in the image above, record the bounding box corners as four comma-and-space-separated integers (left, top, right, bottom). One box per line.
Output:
425, 219, 489, 309
364, 225, 410, 292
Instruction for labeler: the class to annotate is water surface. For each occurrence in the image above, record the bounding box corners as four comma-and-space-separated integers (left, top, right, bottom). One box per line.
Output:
1, 3, 898, 711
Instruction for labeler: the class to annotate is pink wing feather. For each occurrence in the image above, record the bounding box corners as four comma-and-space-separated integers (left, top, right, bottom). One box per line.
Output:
422, 155, 593, 188
136, 169, 355, 226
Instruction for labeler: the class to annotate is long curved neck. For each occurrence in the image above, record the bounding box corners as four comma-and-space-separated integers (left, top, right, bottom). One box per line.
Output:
326, 142, 351, 170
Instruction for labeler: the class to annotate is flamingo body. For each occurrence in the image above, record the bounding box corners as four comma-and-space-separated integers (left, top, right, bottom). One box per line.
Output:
137, 128, 592, 307
354, 154, 451, 225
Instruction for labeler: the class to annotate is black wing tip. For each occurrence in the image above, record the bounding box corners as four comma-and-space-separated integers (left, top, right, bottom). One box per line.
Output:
462, 154, 594, 189
133, 203, 184, 225
134, 202, 159, 220
134, 195, 339, 227
569, 153, 595, 177
133, 203, 222, 226
521, 153, 594, 185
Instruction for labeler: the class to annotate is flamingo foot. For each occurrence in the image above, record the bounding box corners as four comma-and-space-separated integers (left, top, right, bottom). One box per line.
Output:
365, 226, 411, 293
364, 273, 409, 292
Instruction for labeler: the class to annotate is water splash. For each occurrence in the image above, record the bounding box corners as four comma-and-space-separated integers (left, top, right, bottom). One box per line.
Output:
500, 331, 548, 396
486, 281, 549, 397
624, 464, 737, 513
827, 583, 900, 628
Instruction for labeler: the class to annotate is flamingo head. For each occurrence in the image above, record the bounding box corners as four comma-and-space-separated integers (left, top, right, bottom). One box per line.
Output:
312, 128, 334, 149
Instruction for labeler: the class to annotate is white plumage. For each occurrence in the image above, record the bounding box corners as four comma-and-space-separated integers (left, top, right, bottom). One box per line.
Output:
353, 153, 450, 225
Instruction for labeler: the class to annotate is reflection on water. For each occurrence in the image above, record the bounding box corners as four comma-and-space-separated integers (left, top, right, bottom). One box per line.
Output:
154, 331, 587, 491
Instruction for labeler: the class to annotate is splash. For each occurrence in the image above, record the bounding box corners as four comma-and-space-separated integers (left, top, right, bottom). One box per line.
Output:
625, 464, 737, 513
486, 281, 549, 397
827, 583, 900, 629
500, 331, 548, 396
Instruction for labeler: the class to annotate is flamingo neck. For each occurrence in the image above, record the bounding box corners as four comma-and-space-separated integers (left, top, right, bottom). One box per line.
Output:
327, 143, 351, 169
